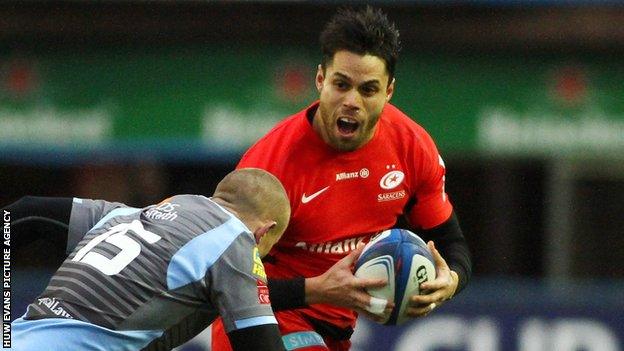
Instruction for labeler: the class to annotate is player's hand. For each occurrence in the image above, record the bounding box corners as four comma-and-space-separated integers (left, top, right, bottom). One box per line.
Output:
305, 244, 394, 321
406, 241, 458, 318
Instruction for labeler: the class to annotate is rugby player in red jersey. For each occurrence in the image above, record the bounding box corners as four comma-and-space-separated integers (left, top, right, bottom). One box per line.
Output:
211, 6, 472, 351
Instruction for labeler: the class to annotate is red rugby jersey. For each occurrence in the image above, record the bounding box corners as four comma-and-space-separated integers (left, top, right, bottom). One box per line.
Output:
237, 101, 453, 328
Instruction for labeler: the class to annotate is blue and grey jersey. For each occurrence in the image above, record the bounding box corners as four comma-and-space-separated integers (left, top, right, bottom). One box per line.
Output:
13, 195, 276, 351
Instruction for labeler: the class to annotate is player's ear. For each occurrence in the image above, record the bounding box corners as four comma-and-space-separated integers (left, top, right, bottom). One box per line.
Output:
255, 221, 278, 257
253, 221, 277, 244
315, 64, 324, 92
386, 78, 395, 102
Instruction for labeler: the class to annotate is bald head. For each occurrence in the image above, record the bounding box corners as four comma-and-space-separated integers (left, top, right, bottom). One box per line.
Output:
212, 168, 290, 256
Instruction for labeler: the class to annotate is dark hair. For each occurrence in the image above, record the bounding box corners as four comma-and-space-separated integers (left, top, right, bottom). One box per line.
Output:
320, 6, 401, 82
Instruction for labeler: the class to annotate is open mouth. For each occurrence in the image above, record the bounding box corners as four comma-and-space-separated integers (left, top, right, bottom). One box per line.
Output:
336, 117, 359, 136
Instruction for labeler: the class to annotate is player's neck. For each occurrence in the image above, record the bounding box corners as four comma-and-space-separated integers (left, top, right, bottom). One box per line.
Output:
210, 197, 241, 219
211, 197, 259, 236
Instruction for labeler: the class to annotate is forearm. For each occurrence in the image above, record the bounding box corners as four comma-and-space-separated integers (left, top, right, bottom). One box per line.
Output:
303, 275, 326, 306
267, 277, 306, 311
228, 324, 286, 351
443, 242, 471, 296
421, 212, 472, 295
4, 196, 73, 252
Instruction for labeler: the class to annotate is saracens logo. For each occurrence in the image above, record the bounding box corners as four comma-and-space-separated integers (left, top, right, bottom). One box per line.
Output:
380, 170, 405, 190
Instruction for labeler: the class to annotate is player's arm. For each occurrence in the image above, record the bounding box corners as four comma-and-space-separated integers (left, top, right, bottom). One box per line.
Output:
404, 147, 472, 316
208, 229, 287, 351
4, 195, 128, 254
419, 211, 471, 296
402, 212, 471, 318
404, 212, 472, 318
264, 275, 306, 311
228, 325, 286, 351
271, 218, 471, 318
264, 250, 392, 322
4, 196, 73, 253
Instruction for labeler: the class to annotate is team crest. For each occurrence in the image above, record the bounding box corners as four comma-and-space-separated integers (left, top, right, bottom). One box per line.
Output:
380, 170, 405, 190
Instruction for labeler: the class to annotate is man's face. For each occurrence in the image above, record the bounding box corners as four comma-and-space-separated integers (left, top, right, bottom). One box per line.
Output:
314, 50, 394, 151
256, 228, 281, 257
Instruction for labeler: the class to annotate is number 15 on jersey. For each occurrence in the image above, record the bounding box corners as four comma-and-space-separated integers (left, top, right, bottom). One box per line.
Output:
73, 220, 161, 275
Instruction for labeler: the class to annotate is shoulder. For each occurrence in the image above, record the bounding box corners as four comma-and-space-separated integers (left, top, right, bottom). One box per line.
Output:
380, 103, 440, 153
150, 195, 234, 231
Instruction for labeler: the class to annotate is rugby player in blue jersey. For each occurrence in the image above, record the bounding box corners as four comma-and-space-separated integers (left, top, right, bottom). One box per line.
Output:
8, 168, 289, 351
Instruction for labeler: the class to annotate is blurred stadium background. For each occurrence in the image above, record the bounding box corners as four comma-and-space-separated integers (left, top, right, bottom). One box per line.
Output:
3, 1, 624, 350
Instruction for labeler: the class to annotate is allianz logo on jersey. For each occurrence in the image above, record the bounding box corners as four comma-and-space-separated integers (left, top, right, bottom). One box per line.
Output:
295, 235, 367, 255
37, 297, 73, 319
335, 168, 369, 181
145, 202, 179, 221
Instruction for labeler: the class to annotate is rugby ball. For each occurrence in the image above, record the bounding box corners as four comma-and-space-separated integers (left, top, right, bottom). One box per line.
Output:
354, 228, 436, 325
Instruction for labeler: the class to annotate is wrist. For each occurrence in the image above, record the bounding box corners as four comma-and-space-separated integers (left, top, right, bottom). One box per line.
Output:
266, 277, 307, 311
448, 270, 459, 299
304, 276, 323, 305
